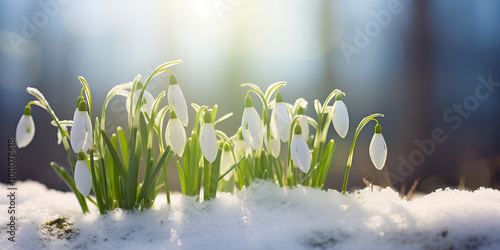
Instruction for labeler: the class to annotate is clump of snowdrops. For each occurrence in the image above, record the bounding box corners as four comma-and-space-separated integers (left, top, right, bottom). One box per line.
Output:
16, 60, 387, 214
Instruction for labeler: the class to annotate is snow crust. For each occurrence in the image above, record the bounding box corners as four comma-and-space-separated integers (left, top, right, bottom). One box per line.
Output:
1, 180, 500, 250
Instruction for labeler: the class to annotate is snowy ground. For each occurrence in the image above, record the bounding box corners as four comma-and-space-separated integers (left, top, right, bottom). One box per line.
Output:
1, 180, 500, 250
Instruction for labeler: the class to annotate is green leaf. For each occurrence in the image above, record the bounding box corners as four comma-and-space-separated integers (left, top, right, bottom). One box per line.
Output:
116, 126, 129, 167
101, 129, 127, 180
176, 160, 186, 195
319, 141, 336, 187
218, 157, 245, 182
213, 112, 233, 126
211, 104, 218, 123
137, 147, 174, 202
139, 112, 149, 151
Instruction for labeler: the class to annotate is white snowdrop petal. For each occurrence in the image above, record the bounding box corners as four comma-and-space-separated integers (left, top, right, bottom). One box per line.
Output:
332, 100, 349, 138
299, 116, 309, 139
290, 135, 302, 172
200, 124, 218, 163
81, 111, 93, 152
291, 134, 311, 173
70, 110, 87, 153
168, 84, 189, 126
220, 150, 235, 181
241, 107, 263, 150
16, 115, 35, 148
297, 136, 312, 173
166, 118, 187, 156
74, 160, 92, 197
369, 133, 387, 170
273, 103, 291, 142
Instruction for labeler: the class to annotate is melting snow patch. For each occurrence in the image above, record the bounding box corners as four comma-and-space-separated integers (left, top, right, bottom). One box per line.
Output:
1, 180, 499, 250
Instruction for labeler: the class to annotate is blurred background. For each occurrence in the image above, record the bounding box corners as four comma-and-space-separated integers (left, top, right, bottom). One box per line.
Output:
1, 0, 500, 194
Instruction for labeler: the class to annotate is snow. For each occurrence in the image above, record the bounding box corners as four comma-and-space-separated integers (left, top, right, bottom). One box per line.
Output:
1, 180, 500, 250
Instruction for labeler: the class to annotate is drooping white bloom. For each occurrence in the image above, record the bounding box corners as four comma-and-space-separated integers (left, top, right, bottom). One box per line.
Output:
233, 129, 251, 160
290, 125, 312, 173
165, 111, 187, 156
126, 89, 155, 115
168, 74, 189, 126
220, 143, 235, 181
200, 112, 218, 163
241, 95, 263, 151
16, 106, 35, 148
74, 152, 92, 197
264, 125, 280, 158
332, 94, 349, 138
70, 100, 93, 153
369, 124, 387, 170
270, 92, 291, 142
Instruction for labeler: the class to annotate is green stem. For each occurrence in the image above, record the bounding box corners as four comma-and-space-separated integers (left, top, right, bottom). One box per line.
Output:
341, 113, 384, 194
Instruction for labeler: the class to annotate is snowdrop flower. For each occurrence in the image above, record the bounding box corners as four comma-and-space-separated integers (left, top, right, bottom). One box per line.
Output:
290, 125, 312, 173
331, 94, 349, 138
241, 95, 263, 151
297, 106, 309, 139
74, 151, 92, 197
200, 111, 218, 163
270, 92, 291, 142
16, 106, 35, 148
264, 125, 280, 158
126, 89, 155, 115
165, 111, 187, 156
70, 99, 92, 153
220, 143, 235, 181
168, 74, 189, 126
369, 124, 387, 170
233, 129, 251, 160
